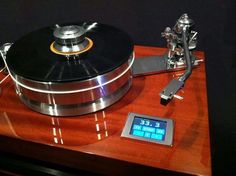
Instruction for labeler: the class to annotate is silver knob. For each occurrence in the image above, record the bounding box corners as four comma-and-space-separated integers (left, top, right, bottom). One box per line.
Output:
177, 14, 194, 26
53, 25, 86, 46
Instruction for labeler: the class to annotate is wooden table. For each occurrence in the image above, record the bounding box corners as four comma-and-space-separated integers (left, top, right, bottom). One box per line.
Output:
0, 46, 211, 175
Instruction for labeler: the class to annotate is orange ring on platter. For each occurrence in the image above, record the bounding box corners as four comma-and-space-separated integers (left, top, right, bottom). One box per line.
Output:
50, 37, 93, 56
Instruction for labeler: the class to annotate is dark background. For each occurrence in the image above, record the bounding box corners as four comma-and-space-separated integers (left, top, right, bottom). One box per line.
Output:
0, 0, 235, 175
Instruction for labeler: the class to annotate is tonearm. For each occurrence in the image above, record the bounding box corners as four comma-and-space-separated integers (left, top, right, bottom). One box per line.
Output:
160, 13, 198, 104
132, 13, 200, 105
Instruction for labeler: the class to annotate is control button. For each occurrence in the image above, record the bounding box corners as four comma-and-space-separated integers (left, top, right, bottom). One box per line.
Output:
132, 130, 144, 137
144, 132, 151, 138
142, 126, 155, 133
156, 129, 165, 135
151, 133, 163, 140
133, 124, 142, 130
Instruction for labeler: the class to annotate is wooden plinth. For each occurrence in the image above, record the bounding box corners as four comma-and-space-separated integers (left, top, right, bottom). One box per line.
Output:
0, 45, 211, 175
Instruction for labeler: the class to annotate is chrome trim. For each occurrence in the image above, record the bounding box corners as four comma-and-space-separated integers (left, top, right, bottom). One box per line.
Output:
18, 78, 132, 116
16, 69, 132, 105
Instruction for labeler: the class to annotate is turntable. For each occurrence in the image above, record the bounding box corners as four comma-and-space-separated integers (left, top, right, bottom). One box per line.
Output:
0, 14, 211, 175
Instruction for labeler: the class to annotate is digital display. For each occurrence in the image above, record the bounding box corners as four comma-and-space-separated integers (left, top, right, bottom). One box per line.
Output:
130, 116, 167, 141
121, 113, 174, 146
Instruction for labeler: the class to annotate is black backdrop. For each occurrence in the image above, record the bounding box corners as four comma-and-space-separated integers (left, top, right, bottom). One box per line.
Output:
0, 0, 235, 175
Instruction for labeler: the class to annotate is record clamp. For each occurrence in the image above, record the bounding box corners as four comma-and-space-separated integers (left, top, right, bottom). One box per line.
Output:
50, 24, 93, 56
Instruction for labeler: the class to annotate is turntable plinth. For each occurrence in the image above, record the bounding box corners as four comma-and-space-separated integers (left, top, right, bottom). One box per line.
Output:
0, 45, 211, 175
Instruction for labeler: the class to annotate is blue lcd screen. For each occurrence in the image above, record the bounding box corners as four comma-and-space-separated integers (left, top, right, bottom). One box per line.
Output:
130, 116, 167, 141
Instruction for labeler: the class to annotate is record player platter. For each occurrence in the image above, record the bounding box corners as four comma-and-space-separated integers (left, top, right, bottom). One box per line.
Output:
3, 22, 134, 116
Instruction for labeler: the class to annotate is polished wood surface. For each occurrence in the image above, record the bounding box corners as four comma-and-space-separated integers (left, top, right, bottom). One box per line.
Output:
0, 45, 211, 175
